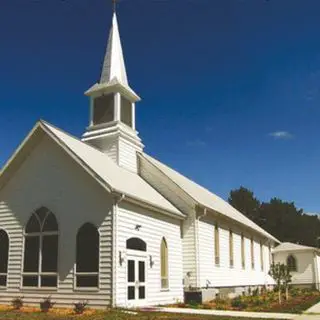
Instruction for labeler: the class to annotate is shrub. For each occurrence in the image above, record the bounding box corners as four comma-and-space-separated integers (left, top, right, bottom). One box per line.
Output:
214, 297, 228, 310
74, 300, 89, 314
11, 297, 23, 310
40, 296, 55, 312
188, 300, 201, 309
231, 296, 247, 309
252, 288, 259, 296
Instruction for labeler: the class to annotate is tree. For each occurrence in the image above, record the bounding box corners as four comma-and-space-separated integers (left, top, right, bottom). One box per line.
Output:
282, 265, 292, 301
228, 187, 261, 224
228, 187, 320, 247
269, 262, 292, 304
269, 263, 283, 304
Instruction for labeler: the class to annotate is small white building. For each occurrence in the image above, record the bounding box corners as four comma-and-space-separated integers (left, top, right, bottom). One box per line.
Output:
0, 11, 279, 308
273, 242, 320, 290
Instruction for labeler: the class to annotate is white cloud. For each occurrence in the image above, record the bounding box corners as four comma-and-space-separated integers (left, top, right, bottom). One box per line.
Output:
269, 131, 294, 140
186, 139, 207, 147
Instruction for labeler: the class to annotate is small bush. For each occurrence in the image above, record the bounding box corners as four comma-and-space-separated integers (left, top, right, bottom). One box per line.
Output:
231, 296, 247, 309
11, 297, 23, 310
214, 297, 228, 310
252, 288, 259, 296
40, 296, 55, 312
73, 300, 89, 314
188, 300, 201, 309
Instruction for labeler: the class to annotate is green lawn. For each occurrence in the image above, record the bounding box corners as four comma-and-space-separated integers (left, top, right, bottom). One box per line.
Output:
0, 310, 278, 320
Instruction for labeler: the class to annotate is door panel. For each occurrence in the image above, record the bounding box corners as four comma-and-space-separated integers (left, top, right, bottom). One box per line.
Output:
127, 258, 146, 305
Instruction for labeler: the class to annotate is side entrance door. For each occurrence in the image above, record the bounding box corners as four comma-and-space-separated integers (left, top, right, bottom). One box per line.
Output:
127, 256, 146, 306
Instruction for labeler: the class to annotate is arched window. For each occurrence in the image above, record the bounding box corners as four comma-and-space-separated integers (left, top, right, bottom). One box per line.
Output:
161, 238, 168, 289
126, 238, 147, 251
76, 223, 99, 288
287, 255, 297, 272
0, 230, 9, 287
23, 207, 58, 288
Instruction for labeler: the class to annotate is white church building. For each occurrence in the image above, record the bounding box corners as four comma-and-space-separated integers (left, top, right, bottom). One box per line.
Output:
0, 12, 279, 308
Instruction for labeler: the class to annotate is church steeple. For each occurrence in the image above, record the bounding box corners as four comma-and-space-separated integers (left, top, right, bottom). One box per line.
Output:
82, 10, 143, 173
100, 13, 128, 86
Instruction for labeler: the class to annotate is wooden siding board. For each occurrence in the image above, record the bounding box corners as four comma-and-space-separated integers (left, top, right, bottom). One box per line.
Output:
0, 135, 113, 307
274, 251, 315, 285
197, 217, 275, 288
118, 139, 138, 173
115, 202, 183, 307
139, 156, 197, 288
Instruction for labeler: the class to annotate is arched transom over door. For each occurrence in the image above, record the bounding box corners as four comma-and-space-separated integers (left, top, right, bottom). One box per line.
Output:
126, 238, 147, 305
0, 230, 9, 287
23, 207, 59, 288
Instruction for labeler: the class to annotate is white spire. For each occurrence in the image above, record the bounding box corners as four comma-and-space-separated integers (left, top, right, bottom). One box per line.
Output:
100, 13, 128, 86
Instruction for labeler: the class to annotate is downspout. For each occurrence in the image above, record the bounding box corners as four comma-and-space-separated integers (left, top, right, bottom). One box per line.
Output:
112, 193, 125, 307
195, 207, 207, 290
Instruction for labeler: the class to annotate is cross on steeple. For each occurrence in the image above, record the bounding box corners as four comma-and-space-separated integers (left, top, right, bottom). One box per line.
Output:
112, 0, 117, 13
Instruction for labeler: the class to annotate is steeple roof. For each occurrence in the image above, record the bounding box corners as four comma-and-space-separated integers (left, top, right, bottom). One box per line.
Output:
85, 12, 140, 101
100, 13, 128, 86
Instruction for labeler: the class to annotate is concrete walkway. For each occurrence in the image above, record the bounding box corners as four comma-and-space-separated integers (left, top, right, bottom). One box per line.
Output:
293, 301, 320, 320
149, 307, 297, 319
146, 301, 320, 320
303, 300, 320, 314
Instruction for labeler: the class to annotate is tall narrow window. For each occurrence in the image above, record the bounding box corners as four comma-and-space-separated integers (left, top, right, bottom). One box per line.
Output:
260, 242, 264, 271
76, 223, 99, 288
160, 238, 168, 289
23, 207, 59, 288
0, 230, 9, 287
287, 255, 297, 272
269, 244, 273, 264
214, 224, 220, 265
241, 234, 245, 269
251, 238, 255, 269
229, 230, 234, 267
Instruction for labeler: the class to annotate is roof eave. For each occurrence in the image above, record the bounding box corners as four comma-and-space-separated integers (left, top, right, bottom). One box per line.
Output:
85, 82, 141, 102
197, 203, 280, 243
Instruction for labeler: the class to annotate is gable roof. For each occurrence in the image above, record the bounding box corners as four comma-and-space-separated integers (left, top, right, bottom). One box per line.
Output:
273, 242, 320, 253
0, 121, 183, 218
141, 153, 279, 242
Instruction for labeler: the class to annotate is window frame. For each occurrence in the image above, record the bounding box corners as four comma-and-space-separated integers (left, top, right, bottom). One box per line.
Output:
214, 224, 220, 266
229, 230, 234, 268
92, 94, 115, 126
260, 242, 264, 271
241, 233, 245, 269
251, 237, 255, 270
0, 230, 9, 288
160, 237, 169, 290
22, 208, 59, 290
286, 255, 297, 272
74, 223, 100, 291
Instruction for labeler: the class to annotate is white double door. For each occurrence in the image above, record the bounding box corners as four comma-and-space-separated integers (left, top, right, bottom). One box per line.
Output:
127, 254, 147, 306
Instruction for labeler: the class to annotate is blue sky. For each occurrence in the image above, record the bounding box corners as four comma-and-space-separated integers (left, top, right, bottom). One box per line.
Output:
1, 0, 320, 213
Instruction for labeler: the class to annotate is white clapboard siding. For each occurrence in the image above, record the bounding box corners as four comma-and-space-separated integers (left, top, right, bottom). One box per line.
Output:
138, 155, 197, 287
0, 135, 112, 307
118, 138, 138, 173
274, 251, 315, 285
197, 217, 274, 288
316, 254, 320, 290
115, 202, 183, 307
